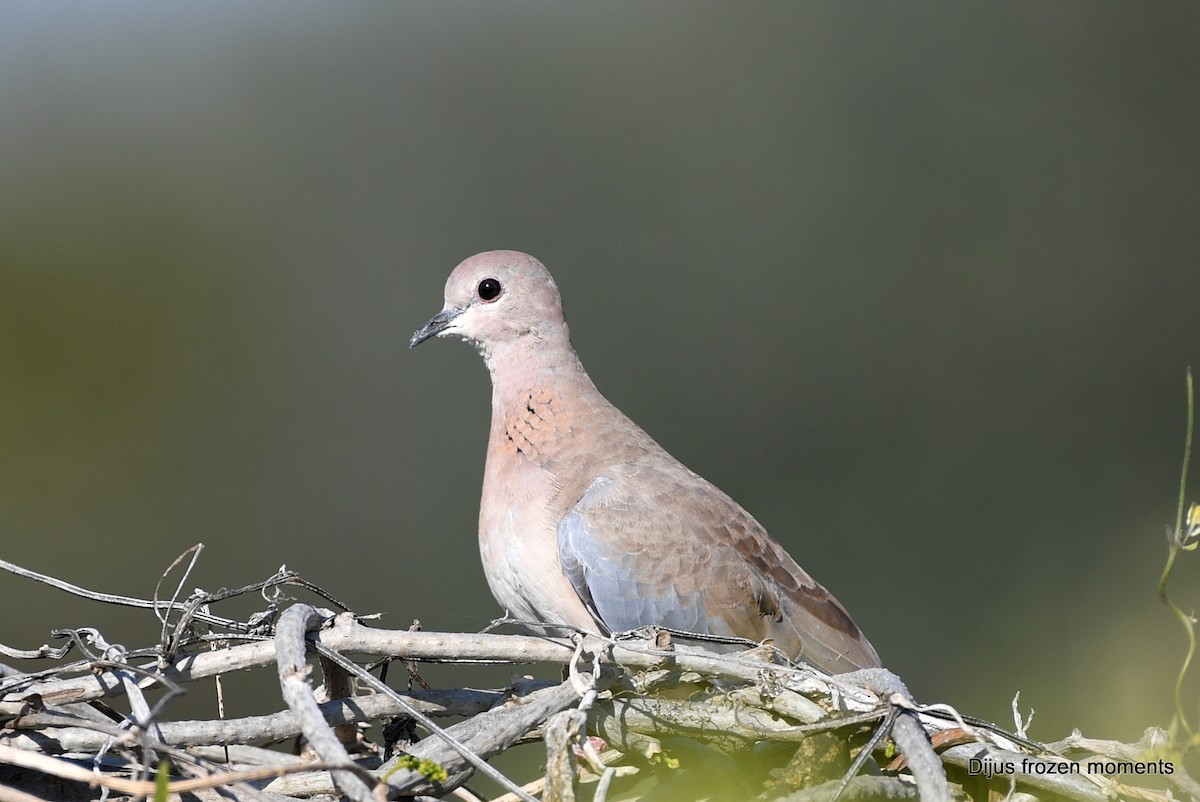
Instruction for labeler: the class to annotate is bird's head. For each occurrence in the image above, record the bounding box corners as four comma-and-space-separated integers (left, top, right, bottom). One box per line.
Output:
410, 250, 572, 363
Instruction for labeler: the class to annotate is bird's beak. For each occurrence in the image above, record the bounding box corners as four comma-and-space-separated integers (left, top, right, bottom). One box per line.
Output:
409, 307, 462, 348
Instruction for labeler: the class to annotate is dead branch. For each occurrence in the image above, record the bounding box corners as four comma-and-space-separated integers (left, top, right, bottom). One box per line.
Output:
1, 555, 1195, 802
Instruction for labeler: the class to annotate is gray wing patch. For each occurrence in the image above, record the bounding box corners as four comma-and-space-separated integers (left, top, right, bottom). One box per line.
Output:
557, 474, 707, 635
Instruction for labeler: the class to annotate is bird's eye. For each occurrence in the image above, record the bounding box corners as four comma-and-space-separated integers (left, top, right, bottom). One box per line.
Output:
478, 278, 502, 302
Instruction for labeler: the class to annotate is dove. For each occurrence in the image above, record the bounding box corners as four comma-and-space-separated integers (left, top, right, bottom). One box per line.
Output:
410, 251, 879, 672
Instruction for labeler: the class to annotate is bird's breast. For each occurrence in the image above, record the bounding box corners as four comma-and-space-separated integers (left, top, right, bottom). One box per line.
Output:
478, 396, 595, 631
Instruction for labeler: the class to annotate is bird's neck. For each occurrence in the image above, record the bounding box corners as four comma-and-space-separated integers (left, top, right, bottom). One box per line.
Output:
482, 337, 620, 470
485, 339, 595, 411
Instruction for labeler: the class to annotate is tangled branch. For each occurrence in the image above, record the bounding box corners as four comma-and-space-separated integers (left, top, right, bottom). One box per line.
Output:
0, 555, 1195, 802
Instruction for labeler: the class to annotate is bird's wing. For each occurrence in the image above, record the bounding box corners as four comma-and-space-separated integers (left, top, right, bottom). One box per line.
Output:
556, 465, 880, 672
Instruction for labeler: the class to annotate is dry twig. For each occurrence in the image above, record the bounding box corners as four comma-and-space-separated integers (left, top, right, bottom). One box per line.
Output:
1, 555, 1195, 802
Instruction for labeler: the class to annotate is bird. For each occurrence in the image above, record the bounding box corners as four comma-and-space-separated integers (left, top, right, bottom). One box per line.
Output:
410, 251, 880, 673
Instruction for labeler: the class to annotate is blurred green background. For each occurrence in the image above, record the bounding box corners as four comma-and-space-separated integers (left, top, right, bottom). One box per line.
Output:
2, 0, 1197, 772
